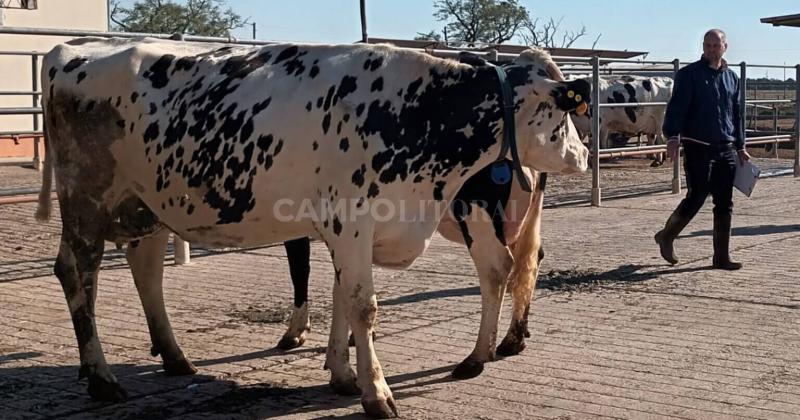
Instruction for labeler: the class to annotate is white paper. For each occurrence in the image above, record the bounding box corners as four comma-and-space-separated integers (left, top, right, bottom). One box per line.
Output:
734, 157, 760, 198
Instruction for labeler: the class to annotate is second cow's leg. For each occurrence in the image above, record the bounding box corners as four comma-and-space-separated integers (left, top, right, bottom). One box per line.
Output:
278, 237, 312, 350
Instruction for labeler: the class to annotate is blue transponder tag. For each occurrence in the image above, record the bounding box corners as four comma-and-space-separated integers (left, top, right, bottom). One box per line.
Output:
490, 161, 512, 185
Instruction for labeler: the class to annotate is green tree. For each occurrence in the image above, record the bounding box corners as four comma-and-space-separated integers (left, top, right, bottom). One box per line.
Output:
433, 0, 529, 46
110, 0, 247, 37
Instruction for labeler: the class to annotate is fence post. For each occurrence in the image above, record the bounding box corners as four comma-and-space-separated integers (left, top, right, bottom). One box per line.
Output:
671, 59, 681, 194
590, 56, 601, 206
174, 235, 190, 265
794, 65, 800, 177
31, 54, 41, 171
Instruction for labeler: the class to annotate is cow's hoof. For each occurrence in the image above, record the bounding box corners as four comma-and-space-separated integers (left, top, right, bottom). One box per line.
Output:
87, 375, 128, 402
496, 337, 526, 357
277, 334, 305, 350
163, 356, 198, 376
362, 397, 398, 419
330, 377, 361, 396
451, 357, 485, 379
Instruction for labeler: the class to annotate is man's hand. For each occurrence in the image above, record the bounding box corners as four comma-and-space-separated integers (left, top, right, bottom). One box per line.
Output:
737, 149, 751, 164
667, 139, 680, 162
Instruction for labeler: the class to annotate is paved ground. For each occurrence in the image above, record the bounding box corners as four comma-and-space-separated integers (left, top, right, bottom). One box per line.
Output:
2, 161, 800, 419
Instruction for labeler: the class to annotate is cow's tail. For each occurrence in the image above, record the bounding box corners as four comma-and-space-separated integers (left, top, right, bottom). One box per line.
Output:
35, 122, 53, 222
508, 172, 546, 288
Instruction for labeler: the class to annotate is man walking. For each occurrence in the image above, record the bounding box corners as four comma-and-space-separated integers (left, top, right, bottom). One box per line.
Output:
655, 28, 751, 270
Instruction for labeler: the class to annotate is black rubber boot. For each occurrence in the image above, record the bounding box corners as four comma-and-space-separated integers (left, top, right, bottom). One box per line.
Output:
712, 214, 742, 270
654, 209, 692, 265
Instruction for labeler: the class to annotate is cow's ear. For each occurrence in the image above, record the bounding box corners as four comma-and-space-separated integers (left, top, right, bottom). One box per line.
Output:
458, 52, 488, 67
551, 78, 591, 114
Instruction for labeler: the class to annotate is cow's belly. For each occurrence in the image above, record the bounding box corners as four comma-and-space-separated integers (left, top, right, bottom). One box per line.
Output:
372, 219, 438, 269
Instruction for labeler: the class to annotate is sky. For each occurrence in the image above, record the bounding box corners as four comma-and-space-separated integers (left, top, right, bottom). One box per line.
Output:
119, 1, 800, 78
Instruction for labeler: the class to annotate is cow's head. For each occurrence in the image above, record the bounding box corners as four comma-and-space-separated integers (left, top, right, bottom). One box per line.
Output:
506, 49, 589, 173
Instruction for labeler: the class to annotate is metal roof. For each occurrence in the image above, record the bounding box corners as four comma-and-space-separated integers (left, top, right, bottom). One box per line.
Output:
362, 38, 648, 60
760, 13, 800, 27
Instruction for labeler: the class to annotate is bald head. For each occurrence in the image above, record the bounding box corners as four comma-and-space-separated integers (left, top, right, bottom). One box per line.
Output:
702, 28, 728, 67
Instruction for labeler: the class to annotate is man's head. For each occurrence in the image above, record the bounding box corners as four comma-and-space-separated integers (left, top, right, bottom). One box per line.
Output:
703, 29, 728, 63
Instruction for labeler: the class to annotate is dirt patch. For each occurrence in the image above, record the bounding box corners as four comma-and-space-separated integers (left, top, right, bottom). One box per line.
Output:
231, 304, 332, 325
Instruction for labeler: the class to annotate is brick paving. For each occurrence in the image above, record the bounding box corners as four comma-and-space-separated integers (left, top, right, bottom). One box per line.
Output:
2, 164, 800, 419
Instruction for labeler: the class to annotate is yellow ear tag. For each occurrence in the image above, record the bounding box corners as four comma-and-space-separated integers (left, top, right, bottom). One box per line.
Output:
576, 102, 588, 116
574, 94, 582, 102
567, 90, 575, 98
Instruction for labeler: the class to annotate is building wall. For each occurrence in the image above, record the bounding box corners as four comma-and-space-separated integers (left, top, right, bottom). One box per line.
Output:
0, 0, 108, 153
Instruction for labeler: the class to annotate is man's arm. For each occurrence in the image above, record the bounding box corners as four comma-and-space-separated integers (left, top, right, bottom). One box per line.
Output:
662, 68, 692, 141
732, 75, 746, 151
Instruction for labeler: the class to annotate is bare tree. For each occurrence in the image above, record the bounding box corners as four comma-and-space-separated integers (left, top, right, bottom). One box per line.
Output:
519, 16, 599, 49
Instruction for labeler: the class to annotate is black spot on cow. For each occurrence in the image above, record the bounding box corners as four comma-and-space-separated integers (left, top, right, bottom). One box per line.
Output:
367, 182, 380, 198
143, 122, 160, 143
309, 65, 320, 78
173, 56, 197, 74
370, 77, 383, 92
623, 83, 637, 102
274, 46, 299, 64
306, 101, 312, 111
343, 113, 350, 122
48, 67, 57, 81
403, 77, 423, 102
339, 137, 350, 152
352, 164, 366, 187
413, 174, 424, 183
433, 181, 447, 201
332, 216, 342, 236
273, 139, 283, 156
149, 103, 157, 114
76, 72, 87, 83
549, 134, 558, 142
252, 97, 271, 115
145, 54, 176, 89
130, 91, 139, 103
315, 167, 321, 173
322, 113, 331, 134
625, 107, 637, 123
337, 76, 358, 102
323, 86, 336, 111
63, 57, 87, 73
642, 79, 652, 91
187, 204, 195, 215
365, 56, 383, 71
362, 140, 368, 150
316, 96, 324, 109
312, 141, 319, 151
116, 119, 126, 129
612, 91, 626, 104
115, 96, 122, 107
355, 103, 365, 117
354, 230, 359, 238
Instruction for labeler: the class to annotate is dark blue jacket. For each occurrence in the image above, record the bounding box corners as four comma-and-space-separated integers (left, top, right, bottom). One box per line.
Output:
662, 56, 744, 150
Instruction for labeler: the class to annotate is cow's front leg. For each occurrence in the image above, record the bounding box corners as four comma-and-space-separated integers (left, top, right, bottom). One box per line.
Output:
278, 237, 312, 350
127, 231, 196, 375
452, 205, 513, 379
322, 220, 396, 418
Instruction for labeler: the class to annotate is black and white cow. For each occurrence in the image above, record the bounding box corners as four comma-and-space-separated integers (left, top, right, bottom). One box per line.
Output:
278, 165, 549, 380
36, 37, 588, 417
570, 75, 673, 164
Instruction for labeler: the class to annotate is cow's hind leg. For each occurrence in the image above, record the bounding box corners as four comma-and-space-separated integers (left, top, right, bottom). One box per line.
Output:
497, 177, 545, 357
278, 237, 312, 350
452, 205, 513, 379
127, 231, 196, 375
56, 222, 127, 401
